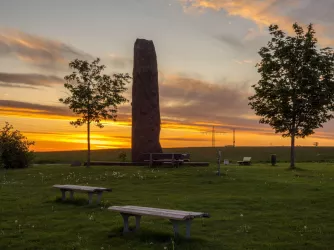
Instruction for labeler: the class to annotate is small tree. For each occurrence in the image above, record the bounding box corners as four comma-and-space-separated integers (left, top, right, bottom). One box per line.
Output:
249, 23, 334, 169
59, 58, 130, 167
0, 122, 35, 169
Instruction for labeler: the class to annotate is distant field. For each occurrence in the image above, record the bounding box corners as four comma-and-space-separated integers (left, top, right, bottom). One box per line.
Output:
2, 163, 334, 249
34, 146, 334, 164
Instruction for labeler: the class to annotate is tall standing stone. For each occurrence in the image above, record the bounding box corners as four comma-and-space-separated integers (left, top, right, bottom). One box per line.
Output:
131, 39, 162, 162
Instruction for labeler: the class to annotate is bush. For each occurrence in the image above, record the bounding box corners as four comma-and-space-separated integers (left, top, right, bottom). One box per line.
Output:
0, 122, 35, 169
118, 151, 127, 162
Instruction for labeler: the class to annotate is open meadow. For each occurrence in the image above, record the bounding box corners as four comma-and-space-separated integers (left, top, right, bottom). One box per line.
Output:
1, 162, 334, 250
34, 146, 334, 164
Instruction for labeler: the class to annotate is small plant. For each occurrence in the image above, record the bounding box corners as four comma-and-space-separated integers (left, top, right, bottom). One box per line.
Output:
118, 151, 127, 162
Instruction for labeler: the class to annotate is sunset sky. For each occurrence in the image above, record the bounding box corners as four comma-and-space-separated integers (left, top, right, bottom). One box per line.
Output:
1, 0, 334, 151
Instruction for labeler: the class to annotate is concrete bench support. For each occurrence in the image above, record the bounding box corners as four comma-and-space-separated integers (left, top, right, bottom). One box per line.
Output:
170, 219, 193, 238
121, 213, 142, 233
70, 190, 74, 200
60, 189, 75, 201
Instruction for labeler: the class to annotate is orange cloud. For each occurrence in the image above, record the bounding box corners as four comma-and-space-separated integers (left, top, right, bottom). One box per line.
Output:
180, 0, 295, 27
0, 72, 63, 88
180, 0, 334, 46
0, 28, 92, 69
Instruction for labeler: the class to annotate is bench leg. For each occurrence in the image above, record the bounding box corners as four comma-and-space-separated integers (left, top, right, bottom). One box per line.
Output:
96, 192, 102, 204
185, 220, 192, 239
61, 190, 66, 201
121, 214, 130, 233
70, 191, 74, 200
88, 193, 93, 204
135, 216, 141, 231
170, 220, 179, 237
149, 154, 152, 168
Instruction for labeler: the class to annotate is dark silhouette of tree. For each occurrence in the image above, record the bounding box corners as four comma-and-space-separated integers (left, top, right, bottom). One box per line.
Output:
59, 58, 130, 167
0, 122, 35, 169
249, 23, 334, 169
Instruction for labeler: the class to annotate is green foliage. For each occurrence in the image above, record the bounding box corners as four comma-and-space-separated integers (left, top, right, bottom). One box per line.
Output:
0, 122, 34, 169
59, 58, 130, 167
59, 58, 130, 128
249, 23, 334, 168
118, 151, 127, 162
2, 163, 334, 249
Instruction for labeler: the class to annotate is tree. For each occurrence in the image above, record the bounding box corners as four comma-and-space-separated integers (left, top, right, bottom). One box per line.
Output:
59, 58, 130, 167
0, 122, 35, 169
249, 23, 334, 169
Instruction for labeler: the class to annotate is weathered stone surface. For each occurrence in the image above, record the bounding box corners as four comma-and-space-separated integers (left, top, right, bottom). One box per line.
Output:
131, 39, 163, 162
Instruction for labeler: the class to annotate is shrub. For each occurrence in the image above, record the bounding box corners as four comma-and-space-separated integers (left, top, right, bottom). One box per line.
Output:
118, 151, 127, 162
0, 122, 35, 169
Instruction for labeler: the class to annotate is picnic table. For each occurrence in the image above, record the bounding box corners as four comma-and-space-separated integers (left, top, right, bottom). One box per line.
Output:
53, 184, 112, 204
108, 205, 210, 238
142, 153, 190, 167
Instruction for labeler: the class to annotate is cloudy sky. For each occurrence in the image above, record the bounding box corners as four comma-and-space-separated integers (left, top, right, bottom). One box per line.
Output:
1, 0, 334, 151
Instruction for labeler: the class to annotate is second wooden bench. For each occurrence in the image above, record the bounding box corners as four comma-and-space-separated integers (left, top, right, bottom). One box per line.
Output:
53, 184, 112, 204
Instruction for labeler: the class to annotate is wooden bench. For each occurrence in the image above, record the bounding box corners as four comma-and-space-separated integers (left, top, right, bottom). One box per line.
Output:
53, 184, 111, 204
108, 205, 210, 238
142, 153, 190, 167
237, 157, 252, 165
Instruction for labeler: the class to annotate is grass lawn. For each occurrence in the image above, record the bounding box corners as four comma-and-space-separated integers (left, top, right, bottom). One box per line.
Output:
1, 163, 334, 249
34, 146, 334, 164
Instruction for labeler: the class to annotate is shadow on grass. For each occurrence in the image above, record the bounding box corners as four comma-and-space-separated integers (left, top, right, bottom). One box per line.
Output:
284, 167, 308, 172
107, 226, 207, 245
49, 197, 112, 208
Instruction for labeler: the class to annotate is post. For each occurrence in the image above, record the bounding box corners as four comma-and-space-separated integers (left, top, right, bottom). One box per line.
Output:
88, 193, 93, 204
170, 220, 179, 237
271, 154, 277, 166
212, 126, 215, 148
290, 132, 296, 169
217, 149, 221, 176
172, 154, 175, 167
149, 153, 152, 168
135, 216, 141, 231
70, 191, 74, 200
121, 214, 130, 233
96, 192, 102, 204
185, 220, 192, 238
87, 121, 91, 168
61, 190, 66, 201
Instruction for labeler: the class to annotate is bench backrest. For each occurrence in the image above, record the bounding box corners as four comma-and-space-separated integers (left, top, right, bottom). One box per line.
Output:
182, 153, 190, 160
243, 157, 252, 162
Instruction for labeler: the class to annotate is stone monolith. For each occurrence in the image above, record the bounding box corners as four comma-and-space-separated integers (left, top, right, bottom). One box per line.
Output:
131, 39, 162, 162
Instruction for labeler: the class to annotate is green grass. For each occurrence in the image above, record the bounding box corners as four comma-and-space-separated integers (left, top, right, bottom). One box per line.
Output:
2, 163, 334, 249
34, 146, 334, 164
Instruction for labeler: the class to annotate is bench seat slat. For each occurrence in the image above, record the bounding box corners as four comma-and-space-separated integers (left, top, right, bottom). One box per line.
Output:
123, 206, 203, 216
53, 184, 111, 192
144, 160, 184, 162
109, 205, 208, 220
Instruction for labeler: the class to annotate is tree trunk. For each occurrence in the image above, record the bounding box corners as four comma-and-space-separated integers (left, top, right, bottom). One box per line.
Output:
290, 133, 296, 169
87, 121, 91, 168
